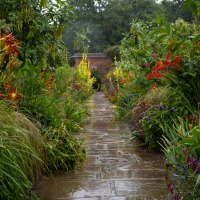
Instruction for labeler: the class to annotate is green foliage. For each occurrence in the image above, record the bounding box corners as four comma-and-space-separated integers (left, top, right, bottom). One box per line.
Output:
64, 0, 164, 55
161, 0, 193, 22
161, 121, 200, 199
105, 3, 200, 198
118, 19, 155, 72
182, 0, 200, 21
42, 126, 85, 173
74, 27, 92, 53
0, 0, 75, 70
104, 45, 120, 62
0, 17, 94, 198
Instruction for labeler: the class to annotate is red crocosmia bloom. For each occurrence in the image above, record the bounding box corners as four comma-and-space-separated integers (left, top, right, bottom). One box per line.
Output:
147, 72, 154, 80
164, 60, 170, 66
152, 66, 157, 71
170, 62, 178, 67
175, 56, 181, 62
154, 59, 166, 71
154, 71, 161, 78
4, 83, 11, 89
166, 54, 171, 60
7, 88, 23, 101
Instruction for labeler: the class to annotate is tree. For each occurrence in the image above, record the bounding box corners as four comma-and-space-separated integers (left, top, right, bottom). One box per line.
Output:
74, 27, 92, 53
97, 0, 164, 45
64, 0, 164, 55
161, 0, 193, 22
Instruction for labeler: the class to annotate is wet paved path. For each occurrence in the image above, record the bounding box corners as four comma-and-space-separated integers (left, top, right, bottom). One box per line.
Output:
36, 92, 170, 200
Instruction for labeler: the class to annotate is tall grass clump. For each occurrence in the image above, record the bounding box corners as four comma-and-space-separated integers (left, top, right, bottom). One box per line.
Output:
0, 101, 43, 200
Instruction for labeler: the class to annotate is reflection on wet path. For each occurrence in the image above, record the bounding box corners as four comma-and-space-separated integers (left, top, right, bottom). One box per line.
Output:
36, 92, 170, 200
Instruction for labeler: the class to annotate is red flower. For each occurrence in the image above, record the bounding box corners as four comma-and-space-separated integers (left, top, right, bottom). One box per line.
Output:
73, 83, 80, 89
166, 54, 171, 60
164, 60, 170, 65
147, 72, 154, 80
174, 56, 181, 62
152, 66, 157, 71
7, 88, 23, 101
111, 89, 119, 96
3, 83, 11, 89
170, 62, 178, 67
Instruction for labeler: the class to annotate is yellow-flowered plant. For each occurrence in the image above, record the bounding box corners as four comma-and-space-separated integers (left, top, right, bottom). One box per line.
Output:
113, 66, 125, 82
77, 54, 95, 87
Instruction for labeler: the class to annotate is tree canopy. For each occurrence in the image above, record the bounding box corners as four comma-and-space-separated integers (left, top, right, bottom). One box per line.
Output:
64, 0, 165, 55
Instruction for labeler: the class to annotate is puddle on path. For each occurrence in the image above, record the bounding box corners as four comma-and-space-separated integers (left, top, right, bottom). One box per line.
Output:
36, 92, 171, 200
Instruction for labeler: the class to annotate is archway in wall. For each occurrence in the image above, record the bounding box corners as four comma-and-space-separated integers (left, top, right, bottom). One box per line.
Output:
91, 69, 102, 91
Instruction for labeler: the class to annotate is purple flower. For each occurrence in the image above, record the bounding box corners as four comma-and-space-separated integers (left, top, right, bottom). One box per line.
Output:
181, 175, 186, 182
176, 164, 181, 169
187, 157, 196, 168
167, 183, 173, 194
143, 63, 149, 67
151, 53, 157, 58
182, 168, 187, 173
174, 194, 179, 200
147, 118, 151, 121
49, 132, 53, 137
196, 164, 200, 174
158, 105, 164, 110
170, 107, 175, 112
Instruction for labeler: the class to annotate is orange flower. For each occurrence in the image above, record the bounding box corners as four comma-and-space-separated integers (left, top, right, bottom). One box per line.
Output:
7, 88, 23, 101
195, 41, 200, 46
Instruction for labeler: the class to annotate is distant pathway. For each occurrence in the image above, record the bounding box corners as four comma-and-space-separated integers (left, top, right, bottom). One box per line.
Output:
36, 92, 170, 200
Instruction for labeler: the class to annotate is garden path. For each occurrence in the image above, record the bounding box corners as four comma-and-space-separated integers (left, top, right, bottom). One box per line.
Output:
36, 92, 170, 200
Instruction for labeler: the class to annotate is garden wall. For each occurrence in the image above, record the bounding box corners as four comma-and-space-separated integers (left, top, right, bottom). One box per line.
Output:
73, 53, 113, 70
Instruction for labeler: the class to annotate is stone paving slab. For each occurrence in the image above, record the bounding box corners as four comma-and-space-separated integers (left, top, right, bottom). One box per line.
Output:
36, 92, 171, 200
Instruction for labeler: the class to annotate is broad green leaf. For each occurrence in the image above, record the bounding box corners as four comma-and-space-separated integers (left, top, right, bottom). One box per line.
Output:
193, 33, 200, 42
155, 33, 168, 43
182, 0, 192, 13
190, 1, 198, 17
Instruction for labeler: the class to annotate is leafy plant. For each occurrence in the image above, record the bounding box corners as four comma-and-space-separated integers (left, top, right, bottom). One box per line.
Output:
162, 123, 200, 199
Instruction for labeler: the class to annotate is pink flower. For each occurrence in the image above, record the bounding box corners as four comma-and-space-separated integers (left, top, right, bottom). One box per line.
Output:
151, 53, 157, 58
183, 149, 189, 155
186, 157, 196, 168
143, 63, 149, 67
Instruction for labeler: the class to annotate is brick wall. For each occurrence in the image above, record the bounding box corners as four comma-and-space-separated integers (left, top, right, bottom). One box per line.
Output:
74, 53, 113, 70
